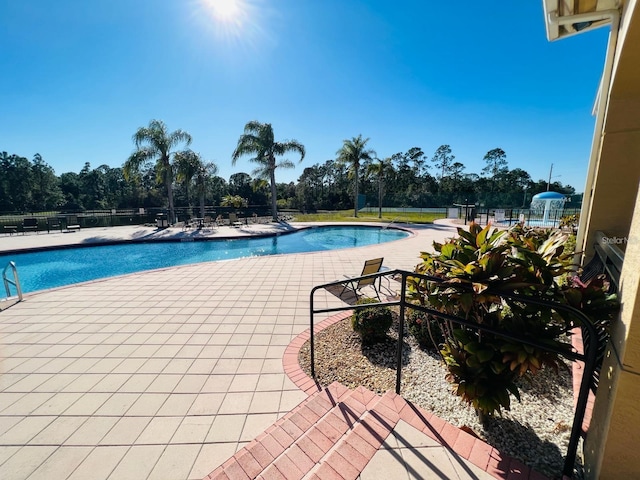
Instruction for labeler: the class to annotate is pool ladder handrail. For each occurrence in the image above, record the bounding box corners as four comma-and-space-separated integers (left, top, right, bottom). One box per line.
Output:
2, 261, 23, 303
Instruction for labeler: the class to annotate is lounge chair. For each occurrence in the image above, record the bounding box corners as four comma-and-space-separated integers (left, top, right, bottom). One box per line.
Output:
229, 213, 243, 228
340, 257, 384, 300
22, 218, 39, 234
47, 217, 62, 233
65, 216, 81, 231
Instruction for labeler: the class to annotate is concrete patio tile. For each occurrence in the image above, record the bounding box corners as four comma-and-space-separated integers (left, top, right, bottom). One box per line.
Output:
201, 374, 234, 393
0, 224, 477, 480
0, 392, 55, 415
174, 375, 208, 393
84, 358, 125, 374
65, 417, 119, 445
249, 391, 282, 414
279, 390, 307, 411
99, 417, 151, 445
91, 373, 134, 393
146, 374, 183, 393
66, 445, 129, 480
30, 416, 88, 445
392, 420, 441, 448
240, 413, 279, 442
137, 417, 183, 444
448, 449, 498, 480
147, 444, 201, 480
95, 393, 141, 415
0, 446, 21, 466
187, 358, 216, 375
229, 373, 261, 392
126, 393, 170, 416
358, 447, 409, 480
0, 446, 57, 480
189, 443, 238, 480
153, 345, 183, 357
0, 416, 56, 445
171, 416, 215, 444
175, 345, 203, 358
187, 393, 225, 415
27, 445, 93, 478
206, 414, 245, 443
108, 445, 165, 480
256, 373, 286, 391
261, 359, 282, 373
63, 392, 112, 415
198, 345, 226, 358
211, 359, 241, 374
156, 393, 198, 416
220, 345, 248, 358
402, 446, 460, 480
61, 373, 107, 392
217, 392, 254, 415
2, 373, 53, 392
117, 374, 158, 393
0, 416, 24, 437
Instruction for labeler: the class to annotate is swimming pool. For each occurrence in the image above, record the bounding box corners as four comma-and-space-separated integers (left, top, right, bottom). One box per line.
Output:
0, 226, 409, 294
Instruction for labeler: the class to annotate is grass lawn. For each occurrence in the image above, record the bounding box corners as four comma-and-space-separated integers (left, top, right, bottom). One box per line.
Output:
291, 210, 446, 224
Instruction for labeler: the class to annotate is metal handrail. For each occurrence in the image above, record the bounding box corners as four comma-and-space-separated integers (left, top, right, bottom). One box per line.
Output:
310, 269, 599, 478
2, 261, 23, 302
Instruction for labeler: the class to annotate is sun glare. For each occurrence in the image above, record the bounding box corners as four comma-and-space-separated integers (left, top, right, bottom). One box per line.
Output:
194, 0, 272, 53
206, 0, 243, 22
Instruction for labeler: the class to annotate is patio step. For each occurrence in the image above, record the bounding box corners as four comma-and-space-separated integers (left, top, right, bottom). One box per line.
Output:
203, 381, 550, 480
301, 387, 397, 479
203, 382, 389, 480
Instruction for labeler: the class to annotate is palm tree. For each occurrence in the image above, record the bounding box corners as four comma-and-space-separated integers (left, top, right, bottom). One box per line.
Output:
367, 157, 394, 219
232, 121, 305, 222
195, 161, 218, 218
336, 135, 375, 217
175, 149, 202, 209
123, 119, 192, 224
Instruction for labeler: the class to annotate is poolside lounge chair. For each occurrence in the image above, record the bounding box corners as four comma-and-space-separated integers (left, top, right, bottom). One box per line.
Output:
65, 216, 81, 231
340, 257, 384, 300
47, 217, 62, 233
22, 218, 39, 234
229, 213, 243, 228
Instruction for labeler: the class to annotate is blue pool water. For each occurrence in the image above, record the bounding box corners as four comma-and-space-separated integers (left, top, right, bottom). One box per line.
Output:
1, 226, 408, 294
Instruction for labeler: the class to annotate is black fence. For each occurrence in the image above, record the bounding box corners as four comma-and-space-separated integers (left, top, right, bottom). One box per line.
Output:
0, 206, 275, 233
310, 270, 599, 478
458, 207, 581, 229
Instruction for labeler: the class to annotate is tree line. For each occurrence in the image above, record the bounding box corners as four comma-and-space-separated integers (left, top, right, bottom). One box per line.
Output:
1, 119, 577, 220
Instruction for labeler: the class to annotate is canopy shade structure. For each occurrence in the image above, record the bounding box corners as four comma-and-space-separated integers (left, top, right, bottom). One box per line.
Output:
543, 0, 622, 41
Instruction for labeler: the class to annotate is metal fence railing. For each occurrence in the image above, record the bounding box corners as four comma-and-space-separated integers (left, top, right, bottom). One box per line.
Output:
310, 269, 599, 478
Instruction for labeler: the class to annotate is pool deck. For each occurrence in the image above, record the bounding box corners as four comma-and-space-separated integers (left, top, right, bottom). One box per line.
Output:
0, 221, 544, 480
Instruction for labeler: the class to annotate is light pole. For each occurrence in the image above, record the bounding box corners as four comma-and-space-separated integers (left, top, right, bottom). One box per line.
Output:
547, 163, 562, 191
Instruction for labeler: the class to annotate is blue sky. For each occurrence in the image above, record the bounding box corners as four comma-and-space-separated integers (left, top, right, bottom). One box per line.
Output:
1, 0, 610, 192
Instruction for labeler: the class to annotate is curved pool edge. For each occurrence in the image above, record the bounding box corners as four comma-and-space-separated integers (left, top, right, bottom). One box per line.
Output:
0, 222, 415, 256
0, 223, 418, 296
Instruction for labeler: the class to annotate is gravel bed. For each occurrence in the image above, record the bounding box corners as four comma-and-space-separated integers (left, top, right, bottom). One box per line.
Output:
298, 316, 580, 479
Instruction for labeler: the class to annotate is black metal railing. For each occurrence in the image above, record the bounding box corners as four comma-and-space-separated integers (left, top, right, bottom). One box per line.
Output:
310, 269, 599, 479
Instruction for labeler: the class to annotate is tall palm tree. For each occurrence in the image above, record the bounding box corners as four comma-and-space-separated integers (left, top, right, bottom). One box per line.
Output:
195, 161, 218, 218
232, 121, 305, 222
175, 149, 202, 209
336, 135, 375, 217
367, 157, 394, 219
123, 119, 192, 224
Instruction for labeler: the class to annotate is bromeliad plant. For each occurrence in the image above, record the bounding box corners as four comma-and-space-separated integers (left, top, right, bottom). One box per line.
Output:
407, 222, 618, 421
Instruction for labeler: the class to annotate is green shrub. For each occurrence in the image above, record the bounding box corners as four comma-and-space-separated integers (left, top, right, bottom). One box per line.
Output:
351, 297, 393, 344
406, 309, 444, 350
407, 222, 619, 420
